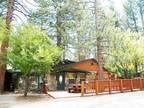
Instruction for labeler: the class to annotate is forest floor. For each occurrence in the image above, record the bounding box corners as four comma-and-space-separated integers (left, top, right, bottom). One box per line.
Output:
1, 91, 144, 108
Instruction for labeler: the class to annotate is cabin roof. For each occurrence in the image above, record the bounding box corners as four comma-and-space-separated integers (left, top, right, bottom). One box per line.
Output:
55, 58, 116, 75
56, 58, 99, 73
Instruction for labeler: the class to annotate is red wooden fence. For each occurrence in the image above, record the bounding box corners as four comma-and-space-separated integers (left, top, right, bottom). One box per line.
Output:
81, 78, 144, 96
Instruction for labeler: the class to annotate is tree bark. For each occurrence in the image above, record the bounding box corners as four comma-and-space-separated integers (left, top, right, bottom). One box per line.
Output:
94, 0, 103, 80
24, 76, 30, 97
97, 37, 103, 80
124, 69, 129, 79
0, 0, 14, 94
56, 7, 64, 60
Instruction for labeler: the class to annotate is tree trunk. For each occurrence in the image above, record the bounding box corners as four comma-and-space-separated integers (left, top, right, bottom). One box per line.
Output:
135, 61, 138, 73
0, 0, 14, 94
97, 37, 103, 80
93, 0, 104, 80
124, 69, 129, 79
94, 0, 97, 60
0, 64, 6, 94
24, 76, 30, 97
56, 7, 64, 60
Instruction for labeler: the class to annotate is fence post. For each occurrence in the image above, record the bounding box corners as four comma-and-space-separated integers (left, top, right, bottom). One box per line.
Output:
139, 78, 142, 90
81, 81, 85, 96
109, 80, 112, 94
130, 79, 133, 92
95, 80, 99, 95
141, 79, 144, 90
119, 79, 123, 93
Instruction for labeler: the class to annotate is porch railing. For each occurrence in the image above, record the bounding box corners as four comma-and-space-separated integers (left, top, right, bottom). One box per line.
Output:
81, 78, 144, 96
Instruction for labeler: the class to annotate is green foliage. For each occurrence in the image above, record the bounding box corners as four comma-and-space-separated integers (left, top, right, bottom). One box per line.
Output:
28, 0, 144, 78
0, 17, 7, 42
103, 26, 144, 78
3, 0, 144, 79
29, 0, 85, 59
7, 24, 61, 76
30, 0, 82, 39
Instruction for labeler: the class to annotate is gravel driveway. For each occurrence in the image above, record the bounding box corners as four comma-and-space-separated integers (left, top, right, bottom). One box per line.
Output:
5, 91, 144, 108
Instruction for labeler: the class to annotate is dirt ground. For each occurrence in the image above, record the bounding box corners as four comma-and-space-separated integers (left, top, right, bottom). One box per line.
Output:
0, 93, 52, 108
1, 91, 144, 108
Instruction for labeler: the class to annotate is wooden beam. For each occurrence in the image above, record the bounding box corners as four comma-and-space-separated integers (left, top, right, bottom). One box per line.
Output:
109, 80, 112, 94
119, 79, 123, 93
81, 81, 85, 96
139, 78, 142, 90
130, 79, 133, 92
95, 80, 99, 95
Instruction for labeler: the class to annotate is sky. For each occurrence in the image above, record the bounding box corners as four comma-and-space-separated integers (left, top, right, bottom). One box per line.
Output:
102, 0, 126, 13
112, 0, 126, 13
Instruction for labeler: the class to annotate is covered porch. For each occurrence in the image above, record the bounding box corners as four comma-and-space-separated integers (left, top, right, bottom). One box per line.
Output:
56, 68, 93, 91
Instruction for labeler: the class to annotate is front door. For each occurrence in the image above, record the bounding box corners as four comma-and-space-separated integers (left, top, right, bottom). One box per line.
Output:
57, 72, 65, 90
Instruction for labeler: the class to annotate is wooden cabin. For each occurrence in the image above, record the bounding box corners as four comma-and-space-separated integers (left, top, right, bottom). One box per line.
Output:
48, 59, 117, 91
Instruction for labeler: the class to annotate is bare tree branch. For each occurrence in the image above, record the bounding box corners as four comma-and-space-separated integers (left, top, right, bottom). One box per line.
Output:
13, 13, 25, 23
14, 0, 32, 14
14, 8, 32, 17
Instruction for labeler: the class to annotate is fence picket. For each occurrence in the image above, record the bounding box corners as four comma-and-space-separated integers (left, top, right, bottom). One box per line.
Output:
81, 78, 144, 96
